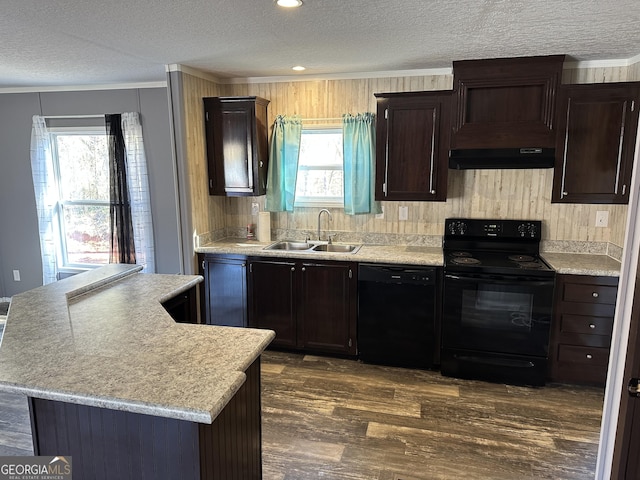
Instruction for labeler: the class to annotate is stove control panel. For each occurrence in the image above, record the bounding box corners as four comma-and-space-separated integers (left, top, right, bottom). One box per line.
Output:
445, 218, 542, 240
517, 222, 538, 238
447, 220, 467, 235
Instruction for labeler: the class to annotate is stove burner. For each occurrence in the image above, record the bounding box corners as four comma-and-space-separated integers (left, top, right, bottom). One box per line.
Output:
452, 252, 472, 257
518, 262, 543, 269
509, 255, 535, 262
451, 257, 481, 265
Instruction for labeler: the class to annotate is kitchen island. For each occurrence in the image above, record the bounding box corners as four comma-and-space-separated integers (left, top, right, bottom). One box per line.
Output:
0, 264, 274, 479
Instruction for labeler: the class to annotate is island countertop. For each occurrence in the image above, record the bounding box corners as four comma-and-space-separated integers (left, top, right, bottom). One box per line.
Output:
0, 264, 275, 424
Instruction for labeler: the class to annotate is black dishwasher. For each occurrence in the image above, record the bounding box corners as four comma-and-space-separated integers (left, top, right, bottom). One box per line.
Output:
358, 263, 437, 369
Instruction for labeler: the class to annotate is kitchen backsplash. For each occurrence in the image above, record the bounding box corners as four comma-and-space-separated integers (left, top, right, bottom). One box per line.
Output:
221, 167, 628, 254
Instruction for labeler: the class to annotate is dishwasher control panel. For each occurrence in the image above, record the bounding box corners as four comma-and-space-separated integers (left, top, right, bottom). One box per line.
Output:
358, 264, 436, 285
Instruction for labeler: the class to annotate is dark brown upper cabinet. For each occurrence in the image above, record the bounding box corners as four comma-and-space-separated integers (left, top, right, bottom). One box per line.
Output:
203, 96, 270, 196
374, 91, 451, 201
450, 55, 565, 150
553, 83, 640, 204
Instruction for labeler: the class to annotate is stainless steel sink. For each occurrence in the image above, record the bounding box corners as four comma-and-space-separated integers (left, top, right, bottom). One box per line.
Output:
264, 240, 361, 254
312, 243, 361, 253
264, 241, 314, 251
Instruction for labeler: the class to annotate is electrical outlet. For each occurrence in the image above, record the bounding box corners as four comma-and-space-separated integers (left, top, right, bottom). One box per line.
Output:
375, 206, 384, 219
399, 206, 408, 221
251, 202, 260, 216
12, 270, 20, 282
595, 210, 609, 228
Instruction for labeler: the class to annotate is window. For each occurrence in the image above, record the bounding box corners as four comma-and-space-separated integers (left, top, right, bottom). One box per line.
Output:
50, 127, 110, 268
294, 127, 343, 207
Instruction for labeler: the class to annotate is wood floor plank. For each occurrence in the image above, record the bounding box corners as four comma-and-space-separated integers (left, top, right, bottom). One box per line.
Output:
261, 351, 602, 480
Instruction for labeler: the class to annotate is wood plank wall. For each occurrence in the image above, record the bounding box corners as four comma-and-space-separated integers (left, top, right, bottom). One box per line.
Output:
179, 62, 640, 249
179, 74, 226, 241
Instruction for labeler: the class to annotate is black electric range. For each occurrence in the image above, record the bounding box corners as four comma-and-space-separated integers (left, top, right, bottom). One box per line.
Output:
441, 218, 556, 386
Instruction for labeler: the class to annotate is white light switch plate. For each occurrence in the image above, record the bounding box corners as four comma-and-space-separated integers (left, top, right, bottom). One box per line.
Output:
251, 202, 260, 216
399, 206, 408, 221
595, 210, 609, 228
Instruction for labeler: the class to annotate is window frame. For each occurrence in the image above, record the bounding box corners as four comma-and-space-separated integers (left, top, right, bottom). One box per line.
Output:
294, 125, 344, 209
49, 126, 110, 270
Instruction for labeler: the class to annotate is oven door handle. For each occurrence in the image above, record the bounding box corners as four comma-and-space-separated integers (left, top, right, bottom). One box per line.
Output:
444, 273, 554, 286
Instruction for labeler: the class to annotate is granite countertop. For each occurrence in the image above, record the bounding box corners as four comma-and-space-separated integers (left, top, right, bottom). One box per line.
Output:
0, 264, 275, 424
196, 238, 444, 266
196, 238, 622, 275
540, 252, 621, 276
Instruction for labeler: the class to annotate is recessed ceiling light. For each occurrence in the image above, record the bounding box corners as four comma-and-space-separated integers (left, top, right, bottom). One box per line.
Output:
276, 0, 302, 7
292, 66, 306, 71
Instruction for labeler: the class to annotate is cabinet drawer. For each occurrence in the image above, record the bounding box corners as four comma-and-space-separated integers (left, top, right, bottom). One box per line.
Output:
562, 283, 617, 305
560, 314, 613, 336
557, 345, 610, 367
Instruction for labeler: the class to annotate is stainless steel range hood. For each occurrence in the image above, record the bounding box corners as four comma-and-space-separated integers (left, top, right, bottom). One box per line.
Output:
448, 147, 556, 170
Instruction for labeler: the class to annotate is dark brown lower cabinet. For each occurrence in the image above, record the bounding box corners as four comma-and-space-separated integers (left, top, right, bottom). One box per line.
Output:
248, 257, 357, 356
198, 254, 248, 327
248, 258, 297, 349
161, 285, 198, 323
29, 359, 262, 480
549, 274, 618, 385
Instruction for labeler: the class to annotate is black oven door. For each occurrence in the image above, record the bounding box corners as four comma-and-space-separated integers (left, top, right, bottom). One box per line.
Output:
442, 272, 555, 358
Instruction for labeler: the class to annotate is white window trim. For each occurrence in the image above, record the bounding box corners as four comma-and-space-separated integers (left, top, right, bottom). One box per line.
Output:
50, 126, 110, 270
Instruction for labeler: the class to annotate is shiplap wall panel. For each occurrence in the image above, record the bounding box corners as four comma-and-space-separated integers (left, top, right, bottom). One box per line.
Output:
180, 64, 640, 248
180, 74, 226, 239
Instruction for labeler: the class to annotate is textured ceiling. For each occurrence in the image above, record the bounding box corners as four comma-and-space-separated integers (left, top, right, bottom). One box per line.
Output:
1, 0, 640, 89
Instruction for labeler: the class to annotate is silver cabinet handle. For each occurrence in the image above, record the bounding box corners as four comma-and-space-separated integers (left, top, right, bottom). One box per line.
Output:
428, 108, 436, 195
291, 267, 295, 272
592, 292, 599, 298
589, 324, 596, 329
586, 354, 593, 359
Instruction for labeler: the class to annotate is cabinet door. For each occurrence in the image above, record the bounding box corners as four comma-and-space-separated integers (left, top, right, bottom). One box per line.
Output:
375, 92, 450, 201
202, 255, 247, 327
248, 259, 298, 349
298, 261, 357, 355
203, 97, 269, 197
553, 83, 640, 204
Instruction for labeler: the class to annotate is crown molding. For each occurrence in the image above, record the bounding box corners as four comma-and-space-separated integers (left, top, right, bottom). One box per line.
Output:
219, 67, 454, 84
166, 64, 224, 84
0, 81, 166, 94
564, 55, 640, 69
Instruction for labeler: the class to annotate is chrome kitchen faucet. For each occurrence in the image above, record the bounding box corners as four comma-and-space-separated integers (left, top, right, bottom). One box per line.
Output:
317, 209, 332, 242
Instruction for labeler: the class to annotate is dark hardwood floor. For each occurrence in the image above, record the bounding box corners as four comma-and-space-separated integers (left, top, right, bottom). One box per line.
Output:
0, 350, 603, 479
260, 351, 603, 480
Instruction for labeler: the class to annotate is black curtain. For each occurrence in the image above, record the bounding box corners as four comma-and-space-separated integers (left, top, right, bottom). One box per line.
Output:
106, 114, 136, 265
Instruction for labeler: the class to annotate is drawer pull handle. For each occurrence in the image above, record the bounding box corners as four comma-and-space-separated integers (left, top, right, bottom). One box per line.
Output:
586, 354, 593, 359
592, 292, 599, 298
589, 324, 596, 329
